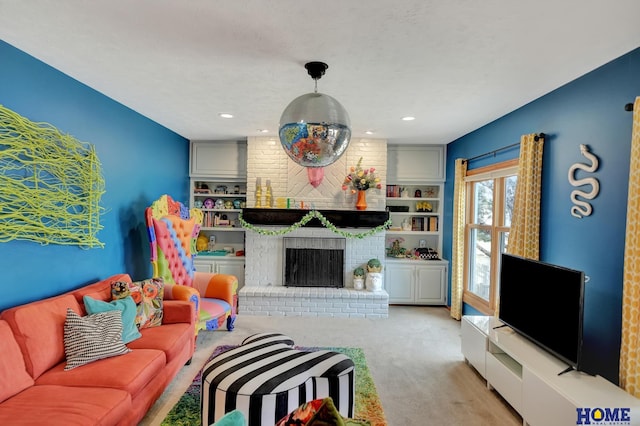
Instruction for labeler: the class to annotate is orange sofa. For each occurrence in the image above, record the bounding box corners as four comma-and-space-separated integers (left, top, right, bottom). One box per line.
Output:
0, 273, 196, 426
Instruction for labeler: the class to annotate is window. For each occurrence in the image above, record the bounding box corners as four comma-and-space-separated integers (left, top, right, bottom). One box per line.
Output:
463, 160, 518, 315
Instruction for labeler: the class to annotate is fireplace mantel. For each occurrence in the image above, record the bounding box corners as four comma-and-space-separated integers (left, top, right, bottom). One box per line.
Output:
241, 208, 389, 228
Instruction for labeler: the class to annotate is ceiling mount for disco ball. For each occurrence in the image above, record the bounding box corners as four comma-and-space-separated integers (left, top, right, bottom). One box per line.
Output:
279, 61, 352, 187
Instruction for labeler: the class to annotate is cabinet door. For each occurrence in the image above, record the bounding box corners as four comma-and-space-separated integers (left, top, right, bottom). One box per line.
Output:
415, 264, 447, 304
387, 145, 445, 182
461, 318, 488, 378
385, 264, 415, 303
190, 140, 247, 178
522, 368, 576, 426
193, 260, 214, 273
215, 259, 245, 290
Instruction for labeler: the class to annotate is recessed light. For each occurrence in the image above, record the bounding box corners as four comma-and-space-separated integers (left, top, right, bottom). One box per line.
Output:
258, 129, 269, 133
365, 130, 374, 135
219, 113, 234, 119
401, 116, 415, 121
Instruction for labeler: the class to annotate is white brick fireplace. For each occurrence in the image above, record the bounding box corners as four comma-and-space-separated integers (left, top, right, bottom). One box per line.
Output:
238, 137, 389, 318
240, 227, 389, 318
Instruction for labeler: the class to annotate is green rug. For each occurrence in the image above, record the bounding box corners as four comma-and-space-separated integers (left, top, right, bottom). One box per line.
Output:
162, 346, 386, 426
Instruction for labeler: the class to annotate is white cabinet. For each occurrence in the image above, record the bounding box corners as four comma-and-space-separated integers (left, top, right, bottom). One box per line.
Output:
387, 145, 445, 182
461, 315, 640, 426
189, 140, 247, 288
194, 257, 245, 290
460, 315, 489, 378
190, 140, 247, 179
385, 260, 447, 305
386, 144, 445, 274
383, 263, 415, 303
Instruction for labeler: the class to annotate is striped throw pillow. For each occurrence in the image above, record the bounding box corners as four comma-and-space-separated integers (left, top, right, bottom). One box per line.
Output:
63, 308, 131, 371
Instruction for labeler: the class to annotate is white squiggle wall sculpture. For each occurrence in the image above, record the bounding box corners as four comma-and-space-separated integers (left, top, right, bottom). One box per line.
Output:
568, 144, 600, 218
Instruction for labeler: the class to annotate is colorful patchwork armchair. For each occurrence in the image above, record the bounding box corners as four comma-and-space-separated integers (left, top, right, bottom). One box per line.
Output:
145, 194, 237, 332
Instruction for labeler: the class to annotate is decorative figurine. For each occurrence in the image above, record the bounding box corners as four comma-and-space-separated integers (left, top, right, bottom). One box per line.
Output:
353, 267, 365, 290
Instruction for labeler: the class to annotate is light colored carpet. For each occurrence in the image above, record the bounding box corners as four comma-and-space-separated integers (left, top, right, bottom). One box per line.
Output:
139, 306, 521, 426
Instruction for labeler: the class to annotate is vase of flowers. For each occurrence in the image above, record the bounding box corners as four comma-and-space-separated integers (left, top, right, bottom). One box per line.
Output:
342, 157, 382, 210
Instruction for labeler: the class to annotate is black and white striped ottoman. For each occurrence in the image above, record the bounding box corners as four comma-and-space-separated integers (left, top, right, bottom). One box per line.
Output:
201, 333, 355, 426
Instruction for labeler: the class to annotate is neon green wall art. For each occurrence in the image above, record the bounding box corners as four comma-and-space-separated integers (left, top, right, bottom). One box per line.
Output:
0, 105, 105, 248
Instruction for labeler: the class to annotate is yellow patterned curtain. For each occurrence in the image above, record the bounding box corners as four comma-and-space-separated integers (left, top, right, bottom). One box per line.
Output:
506, 134, 544, 260
620, 96, 640, 396
450, 159, 467, 320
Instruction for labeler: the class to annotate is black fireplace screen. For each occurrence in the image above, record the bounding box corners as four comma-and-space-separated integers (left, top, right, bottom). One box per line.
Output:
283, 237, 345, 288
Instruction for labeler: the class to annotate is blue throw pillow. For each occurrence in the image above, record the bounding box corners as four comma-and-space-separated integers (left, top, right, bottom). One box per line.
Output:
83, 295, 142, 344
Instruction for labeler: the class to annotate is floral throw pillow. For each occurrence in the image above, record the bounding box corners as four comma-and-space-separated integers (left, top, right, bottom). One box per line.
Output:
276, 397, 370, 426
111, 278, 164, 329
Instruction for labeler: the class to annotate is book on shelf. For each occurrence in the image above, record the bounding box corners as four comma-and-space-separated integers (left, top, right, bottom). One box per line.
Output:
411, 217, 424, 231
427, 216, 438, 231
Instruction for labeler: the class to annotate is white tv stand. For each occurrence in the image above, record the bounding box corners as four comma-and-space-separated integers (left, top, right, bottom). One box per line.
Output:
461, 315, 640, 426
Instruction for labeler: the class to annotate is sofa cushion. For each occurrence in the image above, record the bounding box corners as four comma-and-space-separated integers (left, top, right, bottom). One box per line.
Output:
0, 320, 34, 404
199, 298, 231, 330
83, 295, 141, 343
0, 294, 82, 379
36, 348, 166, 398
126, 322, 193, 364
63, 309, 131, 370
112, 277, 164, 329
0, 384, 131, 426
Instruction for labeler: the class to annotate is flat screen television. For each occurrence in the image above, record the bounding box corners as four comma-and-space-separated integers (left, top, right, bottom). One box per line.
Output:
498, 253, 585, 372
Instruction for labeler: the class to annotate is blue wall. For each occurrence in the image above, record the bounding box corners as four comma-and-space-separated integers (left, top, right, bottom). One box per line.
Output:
0, 40, 189, 311
444, 47, 640, 384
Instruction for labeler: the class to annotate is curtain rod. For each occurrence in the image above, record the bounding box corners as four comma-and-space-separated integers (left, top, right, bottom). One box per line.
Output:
625, 103, 634, 111
464, 133, 545, 163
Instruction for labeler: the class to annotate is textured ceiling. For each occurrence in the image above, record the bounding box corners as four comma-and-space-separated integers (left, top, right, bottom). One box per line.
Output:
1, 0, 639, 144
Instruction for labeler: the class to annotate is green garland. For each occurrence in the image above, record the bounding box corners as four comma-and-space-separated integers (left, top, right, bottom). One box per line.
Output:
238, 210, 392, 239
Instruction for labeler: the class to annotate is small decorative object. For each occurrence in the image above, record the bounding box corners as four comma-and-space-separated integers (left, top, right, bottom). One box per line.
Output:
416, 201, 432, 212
419, 239, 427, 248
415, 247, 439, 260
265, 179, 273, 208
234, 185, 240, 194
203, 198, 215, 209
414, 189, 421, 198
214, 199, 225, 209
353, 267, 365, 290
342, 157, 382, 210
194, 200, 203, 208
401, 188, 409, 198
366, 258, 382, 273
568, 144, 600, 218
233, 199, 242, 209
195, 182, 210, 192
214, 185, 227, 194
425, 187, 436, 197
356, 190, 367, 211
208, 236, 216, 251
365, 272, 383, 292
255, 178, 263, 208
279, 62, 351, 187
196, 234, 208, 252
224, 200, 233, 209
386, 237, 406, 258
401, 218, 412, 231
